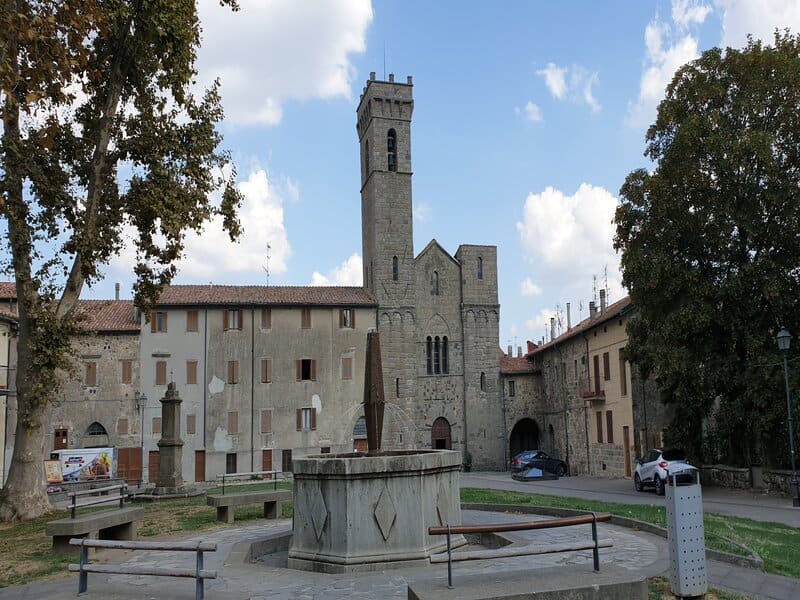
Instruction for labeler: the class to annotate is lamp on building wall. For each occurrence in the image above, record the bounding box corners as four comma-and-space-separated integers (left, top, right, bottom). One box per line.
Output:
135, 392, 147, 449
777, 328, 800, 507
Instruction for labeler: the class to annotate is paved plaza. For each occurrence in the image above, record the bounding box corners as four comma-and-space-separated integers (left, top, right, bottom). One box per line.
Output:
1, 507, 798, 599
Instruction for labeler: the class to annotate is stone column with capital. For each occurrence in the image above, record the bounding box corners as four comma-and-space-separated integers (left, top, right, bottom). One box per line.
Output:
156, 382, 185, 492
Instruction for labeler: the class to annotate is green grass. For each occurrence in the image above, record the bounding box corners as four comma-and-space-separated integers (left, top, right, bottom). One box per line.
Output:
648, 577, 750, 599
461, 487, 800, 578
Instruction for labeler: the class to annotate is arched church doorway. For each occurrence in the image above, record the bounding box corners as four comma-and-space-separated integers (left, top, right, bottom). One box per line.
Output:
85, 421, 109, 448
431, 417, 452, 450
509, 418, 539, 459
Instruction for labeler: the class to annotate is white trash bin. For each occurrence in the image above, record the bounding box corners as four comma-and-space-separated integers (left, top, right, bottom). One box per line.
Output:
666, 465, 707, 597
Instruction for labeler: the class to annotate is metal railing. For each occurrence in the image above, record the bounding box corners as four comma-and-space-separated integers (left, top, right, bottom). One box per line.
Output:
67, 483, 129, 519
69, 538, 217, 600
428, 512, 612, 588
215, 470, 284, 495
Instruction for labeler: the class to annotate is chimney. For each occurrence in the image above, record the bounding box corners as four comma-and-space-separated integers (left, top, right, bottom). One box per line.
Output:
589, 301, 597, 318
600, 289, 607, 313
566, 302, 571, 330
550, 317, 556, 342
115, 282, 120, 301
507, 344, 512, 357
517, 346, 522, 357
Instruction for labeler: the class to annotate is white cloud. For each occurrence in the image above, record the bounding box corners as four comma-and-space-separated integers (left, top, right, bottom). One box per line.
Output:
413, 202, 432, 223
673, 0, 712, 29
537, 63, 601, 113
515, 101, 543, 122
715, 0, 800, 49
284, 176, 300, 203
520, 278, 542, 297
628, 15, 701, 127
537, 63, 567, 99
310, 253, 363, 286
196, 0, 373, 126
515, 183, 623, 338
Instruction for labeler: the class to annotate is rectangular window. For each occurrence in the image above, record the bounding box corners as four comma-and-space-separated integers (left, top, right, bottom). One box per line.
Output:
596, 411, 603, 444
260, 409, 272, 433
54, 428, 68, 450
296, 358, 317, 381
341, 357, 353, 380
396, 378, 400, 398
296, 407, 317, 431
320, 447, 331, 454
574, 359, 578, 380
619, 349, 628, 396
150, 311, 168, 332
228, 411, 239, 435
121, 360, 133, 384
152, 417, 162, 435
260, 358, 272, 383
226, 453, 237, 474
339, 308, 355, 328
155, 361, 167, 385
224, 308, 242, 331
606, 410, 614, 444
508, 380, 516, 397
603, 352, 611, 381
186, 310, 199, 332
227, 360, 239, 384
301, 307, 311, 329
186, 414, 196, 435
261, 307, 272, 329
116, 418, 128, 435
186, 360, 198, 385
85, 362, 97, 386
282, 449, 293, 473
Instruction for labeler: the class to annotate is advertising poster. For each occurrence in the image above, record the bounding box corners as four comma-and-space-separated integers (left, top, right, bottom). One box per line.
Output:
50, 448, 116, 481
44, 459, 63, 483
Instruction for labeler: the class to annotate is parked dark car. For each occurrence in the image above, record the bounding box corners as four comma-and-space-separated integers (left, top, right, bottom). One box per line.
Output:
510, 450, 569, 476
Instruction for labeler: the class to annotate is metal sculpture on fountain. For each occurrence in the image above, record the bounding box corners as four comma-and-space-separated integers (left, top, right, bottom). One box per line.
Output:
363, 329, 385, 454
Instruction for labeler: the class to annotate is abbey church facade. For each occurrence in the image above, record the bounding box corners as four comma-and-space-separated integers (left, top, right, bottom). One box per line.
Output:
357, 74, 504, 468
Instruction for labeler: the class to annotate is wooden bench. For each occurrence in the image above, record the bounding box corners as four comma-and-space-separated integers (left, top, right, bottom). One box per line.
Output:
206, 489, 291, 524
68, 538, 216, 600
45, 483, 142, 555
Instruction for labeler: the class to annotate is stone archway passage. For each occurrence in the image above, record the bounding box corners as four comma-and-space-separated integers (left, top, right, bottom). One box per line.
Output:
510, 418, 539, 459
431, 417, 452, 450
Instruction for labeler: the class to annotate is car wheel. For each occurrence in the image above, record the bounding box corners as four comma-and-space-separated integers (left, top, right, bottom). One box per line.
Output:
556, 464, 567, 477
634, 473, 643, 492
654, 476, 665, 496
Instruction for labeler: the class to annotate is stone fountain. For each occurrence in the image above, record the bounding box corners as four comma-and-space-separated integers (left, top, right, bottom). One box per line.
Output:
287, 330, 464, 573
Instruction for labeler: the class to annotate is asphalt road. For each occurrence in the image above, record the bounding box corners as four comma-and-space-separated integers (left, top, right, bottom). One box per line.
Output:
461, 471, 800, 528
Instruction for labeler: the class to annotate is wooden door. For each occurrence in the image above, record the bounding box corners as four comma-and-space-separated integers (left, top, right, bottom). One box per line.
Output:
148, 450, 159, 483
262, 449, 273, 477
117, 447, 142, 486
195, 450, 205, 482
54, 429, 68, 450
623, 426, 632, 477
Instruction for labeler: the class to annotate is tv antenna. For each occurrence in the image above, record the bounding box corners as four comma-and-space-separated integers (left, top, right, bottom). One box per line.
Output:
262, 242, 272, 285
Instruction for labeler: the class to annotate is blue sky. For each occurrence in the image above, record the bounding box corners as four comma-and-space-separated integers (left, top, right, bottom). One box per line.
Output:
90, 0, 800, 350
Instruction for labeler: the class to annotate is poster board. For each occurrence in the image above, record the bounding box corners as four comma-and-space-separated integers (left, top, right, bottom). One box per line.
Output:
44, 459, 64, 483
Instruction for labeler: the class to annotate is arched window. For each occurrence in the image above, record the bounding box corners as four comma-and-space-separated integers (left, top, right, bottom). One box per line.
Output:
426, 336, 433, 375
477, 257, 483, 280
387, 128, 397, 171
392, 256, 399, 281
432, 271, 439, 296
364, 140, 369, 174
434, 336, 441, 374
86, 422, 107, 437
480, 372, 486, 392
441, 336, 449, 374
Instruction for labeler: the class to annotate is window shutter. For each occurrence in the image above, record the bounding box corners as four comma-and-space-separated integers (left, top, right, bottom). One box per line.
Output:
261, 409, 272, 433
296, 409, 302, 431
163, 312, 167, 332
152, 417, 162, 434
339, 309, 343, 328
237, 309, 243, 330
606, 411, 614, 444
352, 310, 355, 328
228, 411, 238, 435
266, 359, 272, 383
223, 310, 228, 330
311, 407, 317, 430
296, 360, 301, 381
150, 312, 157, 333
596, 411, 603, 443
117, 418, 128, 435
156, 361, 167, 386
262, 308, 271, 329
603, 352, 610, 380
310, 359, 317, 381
186, 414, 196, 435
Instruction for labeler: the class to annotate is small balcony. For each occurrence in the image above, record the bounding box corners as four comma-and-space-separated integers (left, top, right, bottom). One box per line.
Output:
579, 379, 605, 402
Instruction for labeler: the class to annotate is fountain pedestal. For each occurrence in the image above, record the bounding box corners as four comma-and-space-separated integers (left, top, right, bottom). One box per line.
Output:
288, 449, 464, 573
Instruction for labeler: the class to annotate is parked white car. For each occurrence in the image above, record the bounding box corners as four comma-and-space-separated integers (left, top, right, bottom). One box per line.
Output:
634, 448, 690, 495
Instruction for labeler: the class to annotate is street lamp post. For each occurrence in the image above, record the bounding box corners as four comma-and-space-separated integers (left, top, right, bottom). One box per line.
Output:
777, 328, 800, 507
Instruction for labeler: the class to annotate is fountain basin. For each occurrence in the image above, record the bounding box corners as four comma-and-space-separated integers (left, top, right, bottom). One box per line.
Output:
288, 449, 465, 573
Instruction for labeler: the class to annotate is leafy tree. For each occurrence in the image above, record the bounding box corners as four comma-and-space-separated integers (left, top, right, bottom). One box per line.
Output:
615, 32, 800, 467
0, 0, 242, 520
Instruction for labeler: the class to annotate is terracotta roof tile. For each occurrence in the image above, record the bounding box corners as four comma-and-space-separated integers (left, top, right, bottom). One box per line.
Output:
155, 285, 378, 307
0, 282, 16, 300
528, 295, 633, 356
75, 300, 139, 332
499, 351, 536, 374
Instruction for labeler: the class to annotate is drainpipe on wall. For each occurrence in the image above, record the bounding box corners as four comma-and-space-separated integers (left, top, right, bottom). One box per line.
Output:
251, 306, 255, 473
501, 377, 508, 470
582, 331, 591, 474
460, 303, 469, 463
203, 308, 208, 450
